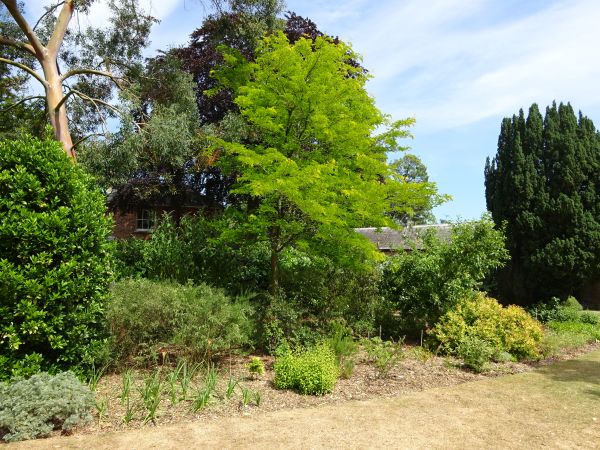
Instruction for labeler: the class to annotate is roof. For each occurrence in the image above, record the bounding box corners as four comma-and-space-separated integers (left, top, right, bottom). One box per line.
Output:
355, 224, 452, 251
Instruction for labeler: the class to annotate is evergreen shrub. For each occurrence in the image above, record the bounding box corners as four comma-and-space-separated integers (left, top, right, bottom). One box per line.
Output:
0, 372, 94, 442
0, 136, 113, 379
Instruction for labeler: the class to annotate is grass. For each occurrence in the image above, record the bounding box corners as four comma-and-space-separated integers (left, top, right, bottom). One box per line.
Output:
542, 320, 600, 357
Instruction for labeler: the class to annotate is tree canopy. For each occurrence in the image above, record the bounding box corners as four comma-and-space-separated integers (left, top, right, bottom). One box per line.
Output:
485, 102, 600, 306
210, 32, 442, 292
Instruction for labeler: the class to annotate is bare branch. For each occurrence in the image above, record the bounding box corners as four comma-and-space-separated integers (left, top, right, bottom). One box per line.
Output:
47, 0, 74, 56
60, 68, 124, 88
1, 0, 47, 60
0, 36, 36, 56
0, 57, 47, 87
0, 95, 45, 113
33, 1, 66, 31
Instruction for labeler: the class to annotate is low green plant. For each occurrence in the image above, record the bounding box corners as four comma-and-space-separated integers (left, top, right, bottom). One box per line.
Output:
87, 364, 107, 392
456, 336, 494, 373
192, 366, 219, 412
362, 337, 404, 378
579, 311, 600, 325
240, 385, 252, 407
0, 372, 94, 442
95, 396, 109, 423
273, 343, 338, 395
140, 370, 162, 424
225, 376, 238, 400
120, 369, 133, 405
247, 357, 265, 378
167, 370, 180, 406
254, 390, 261, 407
327, 321, 358, 379
108, 279, 254, 367
179, 361, 200, 401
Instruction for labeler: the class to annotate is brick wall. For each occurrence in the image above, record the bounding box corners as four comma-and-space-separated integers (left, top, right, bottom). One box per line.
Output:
111, 206, 201, 240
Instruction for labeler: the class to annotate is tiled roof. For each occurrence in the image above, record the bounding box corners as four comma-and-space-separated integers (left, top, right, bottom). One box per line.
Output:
355, 224, 452, 251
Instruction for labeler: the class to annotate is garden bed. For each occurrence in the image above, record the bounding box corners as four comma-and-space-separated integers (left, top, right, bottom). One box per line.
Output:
74, 341, 599, 437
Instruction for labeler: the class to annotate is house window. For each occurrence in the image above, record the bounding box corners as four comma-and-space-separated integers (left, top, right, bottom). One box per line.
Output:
136, 209, 155, 232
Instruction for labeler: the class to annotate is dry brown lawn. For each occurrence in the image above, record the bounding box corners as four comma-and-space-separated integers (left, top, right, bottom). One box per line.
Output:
9, 348, 600, 449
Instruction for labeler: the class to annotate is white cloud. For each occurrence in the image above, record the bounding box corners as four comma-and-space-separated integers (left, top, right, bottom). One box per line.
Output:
24, 0, 183, 30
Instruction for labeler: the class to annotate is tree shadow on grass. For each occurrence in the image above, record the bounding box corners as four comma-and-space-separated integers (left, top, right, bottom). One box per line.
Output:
537, 357, 600, 386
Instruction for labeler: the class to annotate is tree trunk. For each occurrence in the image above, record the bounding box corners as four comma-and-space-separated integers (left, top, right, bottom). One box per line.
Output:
44, 67, 75, 159
269, 227, 280, 296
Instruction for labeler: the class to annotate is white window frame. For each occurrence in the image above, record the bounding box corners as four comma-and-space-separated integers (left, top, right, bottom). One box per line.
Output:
135, 208, 155, 232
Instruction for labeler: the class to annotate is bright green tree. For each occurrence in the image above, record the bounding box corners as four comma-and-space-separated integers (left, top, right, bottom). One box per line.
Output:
484, 102, 600, 306
210, 32, 442, 293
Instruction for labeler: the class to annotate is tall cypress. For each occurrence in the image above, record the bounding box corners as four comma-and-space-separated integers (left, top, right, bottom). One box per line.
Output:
485, 102, 600, 306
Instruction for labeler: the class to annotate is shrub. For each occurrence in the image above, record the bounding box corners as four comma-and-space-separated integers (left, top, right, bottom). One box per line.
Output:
326, 321, 358, 379
273, 343, 338, 395
0, 136, 113, 379
362, 337, 404, 378
0, 372, 94, 442
456, 336, 494, 372
382, 216, 508, 334
107, 278, 254, 366
430, 293, 543, 360
247, 357, 265, 377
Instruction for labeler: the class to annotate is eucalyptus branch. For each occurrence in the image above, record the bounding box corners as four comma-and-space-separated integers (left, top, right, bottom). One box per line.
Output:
0, 95, 45, 113
1, 0, 46, 59
72, 132, 106, 149
33, 1, 66, 31
47, 0, 74, 55
60, 68, 124, 88
67, 87, 140, 131
0, 57, 47, 87
0, 36, 36, 56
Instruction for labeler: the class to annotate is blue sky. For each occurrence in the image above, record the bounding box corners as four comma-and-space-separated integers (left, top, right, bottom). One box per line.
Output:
25, 0, 600, 220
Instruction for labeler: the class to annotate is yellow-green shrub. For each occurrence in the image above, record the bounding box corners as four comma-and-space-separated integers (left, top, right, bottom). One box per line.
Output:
273, 343, 338, 395
430, 293, 543, 360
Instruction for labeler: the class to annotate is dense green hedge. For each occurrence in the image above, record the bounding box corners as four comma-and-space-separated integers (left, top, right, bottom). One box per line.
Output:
0, 137, 113, 379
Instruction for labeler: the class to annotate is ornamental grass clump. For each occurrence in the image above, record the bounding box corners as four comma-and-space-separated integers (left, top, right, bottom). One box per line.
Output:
273, 343, 338, 395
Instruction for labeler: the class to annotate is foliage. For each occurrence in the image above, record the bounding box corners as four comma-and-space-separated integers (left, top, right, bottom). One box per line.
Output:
362, 337, 404, 378
382, 216, 509, 333
529, 296, 597, 324
485, 102, 600, 306
273, 343, 338, 395
541, 320, 600, 357
210, 31, 442, 292
389, 154, 441, 224
456, 336, 494, 373
107, 279, 254, 366
0, 0, 158, 152
326, 321, 358, 379
0, 136, 113, 380
247, 357, 265, 377
0, 372, 94, 442
112, 216, 384, 349
429, 293, 544, 360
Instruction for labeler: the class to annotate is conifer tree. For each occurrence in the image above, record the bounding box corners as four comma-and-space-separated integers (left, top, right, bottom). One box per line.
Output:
485, 102, 600, 306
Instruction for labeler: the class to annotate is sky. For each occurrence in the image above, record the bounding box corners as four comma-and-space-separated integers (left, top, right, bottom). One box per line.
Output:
23, 0, 600, 220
